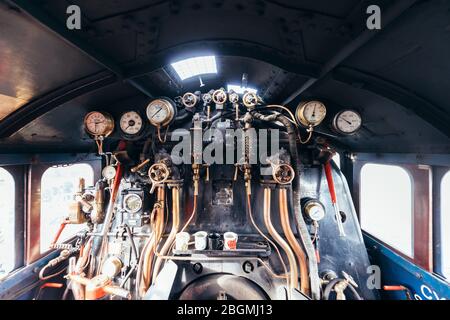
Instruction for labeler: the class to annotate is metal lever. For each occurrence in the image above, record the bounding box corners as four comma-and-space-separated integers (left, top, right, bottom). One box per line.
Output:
324, 161, 346, 237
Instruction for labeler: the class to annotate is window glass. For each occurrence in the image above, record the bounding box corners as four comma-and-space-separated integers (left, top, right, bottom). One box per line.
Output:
332, 153, 341, 169
441, 171, 450, 279
0, 168, 15, 278
40, 164, 93, 253
360, 164, 413, 257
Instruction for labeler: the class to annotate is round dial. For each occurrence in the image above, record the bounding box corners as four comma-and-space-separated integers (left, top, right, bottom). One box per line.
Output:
332, 110, 362, 135
296, 101, 327, 127
102, 165, 116, 180
304, 199, 325, 221
84, 111, 114, 136
123, 194, 143, 214
146, 99, 175, 127
182, 92, 198, 108
119, 111, 143, 135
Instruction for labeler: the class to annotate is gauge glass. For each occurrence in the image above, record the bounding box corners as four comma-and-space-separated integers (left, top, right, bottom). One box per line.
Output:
102, 165, 116, 180
84, 111, 114, 136
120, 111, 143, 135
296, 101, 327, 127
305, 200, 325, 221
146, 99, 175, 127
124, 194, 143, 213
333, 110, 362, 135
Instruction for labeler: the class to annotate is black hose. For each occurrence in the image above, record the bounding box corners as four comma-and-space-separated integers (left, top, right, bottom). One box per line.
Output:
124, 224, 139, 261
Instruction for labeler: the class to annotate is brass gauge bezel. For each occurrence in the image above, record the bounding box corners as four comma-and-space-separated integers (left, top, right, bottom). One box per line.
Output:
83, 111, 115, 137
295, 100, 327, 127
303, 199, 325, 221
182, 92, 198, 108
332, 109, 362, 135
212, 89, 227, 105
146, 98, 176, 127
123, 193, 143, 214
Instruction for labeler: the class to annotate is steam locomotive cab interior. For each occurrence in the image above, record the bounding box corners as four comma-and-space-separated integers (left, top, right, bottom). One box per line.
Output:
0, 0, 449, 301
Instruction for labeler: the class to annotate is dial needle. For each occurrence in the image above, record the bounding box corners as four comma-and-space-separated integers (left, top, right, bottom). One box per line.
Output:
152, 108, 163, 119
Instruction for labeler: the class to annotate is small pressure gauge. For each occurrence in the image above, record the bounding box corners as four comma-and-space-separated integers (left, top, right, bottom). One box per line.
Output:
146, 98, 176, 127
123, 194, 143, 214
102, 165, 116, 180
332, 110, 362, 135
295, 101, 327, 127
303, 199, 325, 221
119, 111, 144, 136
84, 111, 115, 137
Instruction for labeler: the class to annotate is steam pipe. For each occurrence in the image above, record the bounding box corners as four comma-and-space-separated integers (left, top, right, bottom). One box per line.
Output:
279, 188, 310, 295
151, 185, 181, 284
263, 187, 298, 295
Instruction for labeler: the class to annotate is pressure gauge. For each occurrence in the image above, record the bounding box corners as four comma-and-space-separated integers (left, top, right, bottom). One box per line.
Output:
182, 92, 198, 108
84, 111, 115, 137
212, 89, 227, 105
229, 92, 239, 104
102, 165, 116, 180
303, 199, 325, 221
123, 194, 143, 213
295, 101, 327, 127
332, 110, 362, 135
119, 111, 144, 136
146, 99, 176, 127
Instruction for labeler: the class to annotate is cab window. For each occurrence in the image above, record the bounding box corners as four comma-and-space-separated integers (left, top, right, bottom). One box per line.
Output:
0, 167, 15, 278
40, 164, 94, 253
441, 171, 450, 280
360, 163, 414, 257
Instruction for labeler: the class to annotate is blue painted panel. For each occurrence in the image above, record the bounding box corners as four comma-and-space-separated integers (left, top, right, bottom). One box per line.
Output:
364, 232, 450, 300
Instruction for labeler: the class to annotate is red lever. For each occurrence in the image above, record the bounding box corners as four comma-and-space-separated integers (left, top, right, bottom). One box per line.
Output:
324, 161, 337, 204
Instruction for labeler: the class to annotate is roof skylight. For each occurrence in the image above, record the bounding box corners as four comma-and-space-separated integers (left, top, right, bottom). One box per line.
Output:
171, 56, 217, 80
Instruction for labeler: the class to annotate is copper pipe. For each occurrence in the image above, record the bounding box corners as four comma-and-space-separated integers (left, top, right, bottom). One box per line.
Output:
141, 186, 165, 294
263, 188, 298, 294
180, 195, 198, 233
279, 188, 310, 296
152, 186, 181, 284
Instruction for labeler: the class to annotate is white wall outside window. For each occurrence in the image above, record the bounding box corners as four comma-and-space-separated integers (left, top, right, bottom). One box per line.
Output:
40, 164, 93, 252
0, 168, 15, 278
360, 163, 414, 257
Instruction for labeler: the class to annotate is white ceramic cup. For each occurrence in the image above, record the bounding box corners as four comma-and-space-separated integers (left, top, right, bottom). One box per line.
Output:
223, 232, 238, 250
175, 232, 190, 251
194, 231, 208, 250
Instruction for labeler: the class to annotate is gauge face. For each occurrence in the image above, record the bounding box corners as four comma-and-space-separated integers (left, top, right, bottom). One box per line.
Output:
146, 99, 175, 127
333, 110, 362, 135
296, 101, 327, 127
84, 111, 114, 136
304, 200, 325, 221
119, 111, 143, 135
102, 165, 116, 180
182, 92, 198, 108
123, 194, 143, 213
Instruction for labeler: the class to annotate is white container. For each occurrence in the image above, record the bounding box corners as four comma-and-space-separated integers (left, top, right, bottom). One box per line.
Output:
223, 232, 238, 250
175, 232, 190, 251
194, 231, 208, 250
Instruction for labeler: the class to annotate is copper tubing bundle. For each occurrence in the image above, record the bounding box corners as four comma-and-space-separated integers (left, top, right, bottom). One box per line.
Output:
139, 186, 165, 295
71, 238, 94, 300
279, 188, 310, 296
263, 187, 299, 294
151, 185, 181, 284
